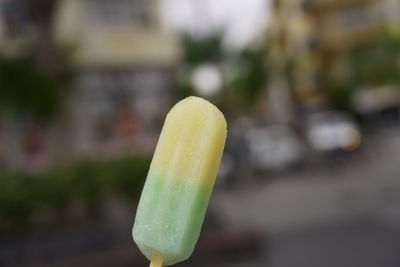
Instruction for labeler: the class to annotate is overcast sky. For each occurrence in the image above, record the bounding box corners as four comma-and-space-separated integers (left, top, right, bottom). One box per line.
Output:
160, 0, 271, 49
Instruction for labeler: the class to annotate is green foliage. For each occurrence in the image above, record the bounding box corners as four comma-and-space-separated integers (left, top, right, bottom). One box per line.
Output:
177, 32, 226, 98
178, 31, 268, 107
180, 32, 225, 65
0, 155, 151, 234
319, 32, 400, 111
0, 174, 37, 231
228, 49, 268, 106
100, 156, 150, 201
0, 56, 60, 118
348, 34, 400, 87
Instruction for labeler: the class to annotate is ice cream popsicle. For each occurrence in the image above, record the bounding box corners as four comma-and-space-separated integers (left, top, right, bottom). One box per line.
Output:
132, 96, 227, 266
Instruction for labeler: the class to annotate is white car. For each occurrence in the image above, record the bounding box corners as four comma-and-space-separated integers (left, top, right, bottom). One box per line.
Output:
307, 111, 362, 152
245, 125, 304, 172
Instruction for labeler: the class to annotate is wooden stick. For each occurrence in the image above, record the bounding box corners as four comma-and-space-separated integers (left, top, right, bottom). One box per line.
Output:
150, 259, 163, 267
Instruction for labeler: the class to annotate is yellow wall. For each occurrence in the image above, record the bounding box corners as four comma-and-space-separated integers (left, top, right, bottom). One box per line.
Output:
53, 0, 180, 67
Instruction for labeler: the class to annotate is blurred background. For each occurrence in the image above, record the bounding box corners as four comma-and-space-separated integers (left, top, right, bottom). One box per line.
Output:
1, 0, 400, 266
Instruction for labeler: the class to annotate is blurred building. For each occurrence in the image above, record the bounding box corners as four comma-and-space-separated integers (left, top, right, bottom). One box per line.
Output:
268, 0, 400, 107
0, 0, 40, 171
53, 0, 180, 160
0, 0, 180, 171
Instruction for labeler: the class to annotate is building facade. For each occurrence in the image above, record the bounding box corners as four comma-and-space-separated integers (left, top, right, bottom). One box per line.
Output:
0, 0, 180, 171
268, 0, 400, 107
54, 0, 180, 160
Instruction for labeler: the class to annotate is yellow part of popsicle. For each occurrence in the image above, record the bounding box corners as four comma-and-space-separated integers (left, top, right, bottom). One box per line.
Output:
150, 259, 163, 267
149, 96, 227, 187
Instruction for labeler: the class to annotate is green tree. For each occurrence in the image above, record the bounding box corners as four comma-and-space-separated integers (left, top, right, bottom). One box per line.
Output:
228, 49, 268, 106
177, 32, 268, 109
0, 56, 60, 118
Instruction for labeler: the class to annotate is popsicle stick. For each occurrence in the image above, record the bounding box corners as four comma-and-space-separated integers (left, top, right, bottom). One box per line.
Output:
150, 259, 163, 267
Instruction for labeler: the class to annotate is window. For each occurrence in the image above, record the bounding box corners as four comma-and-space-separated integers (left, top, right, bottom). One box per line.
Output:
1, 0, 30, 37
87, 0, 151, 25
332, 6, 371, 28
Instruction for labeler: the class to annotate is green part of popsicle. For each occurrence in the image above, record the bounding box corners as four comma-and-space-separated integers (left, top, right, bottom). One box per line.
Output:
133, 171, 212, 265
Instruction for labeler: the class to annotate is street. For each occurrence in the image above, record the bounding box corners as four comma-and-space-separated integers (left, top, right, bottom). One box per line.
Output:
212, 128, 400, 267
